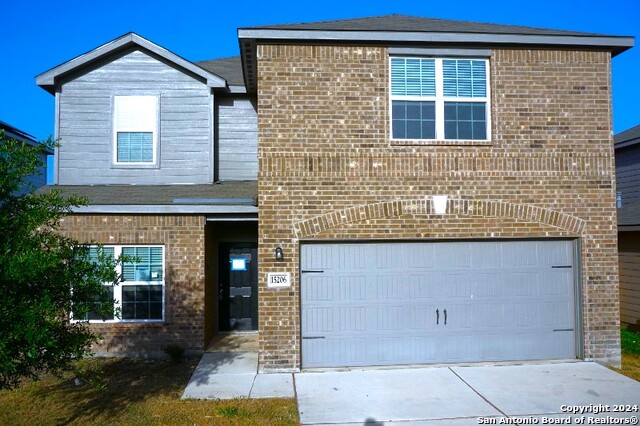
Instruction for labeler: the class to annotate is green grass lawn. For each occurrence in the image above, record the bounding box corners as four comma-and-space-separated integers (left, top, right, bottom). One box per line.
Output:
611, 327, 640, 382
621, 327, 640, 355
0, 357, 298, 426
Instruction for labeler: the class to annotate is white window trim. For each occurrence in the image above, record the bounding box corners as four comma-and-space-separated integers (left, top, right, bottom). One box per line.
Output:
389, 57, 492, 143
112, 95, 159, 166
72, 245, 166, 323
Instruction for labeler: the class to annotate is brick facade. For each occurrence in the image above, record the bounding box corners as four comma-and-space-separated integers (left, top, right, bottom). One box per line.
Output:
58, 215, 206, 357
257, 45, 620, 369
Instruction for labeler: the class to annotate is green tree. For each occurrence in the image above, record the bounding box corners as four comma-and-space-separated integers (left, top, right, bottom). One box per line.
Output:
0, 131, 120, 390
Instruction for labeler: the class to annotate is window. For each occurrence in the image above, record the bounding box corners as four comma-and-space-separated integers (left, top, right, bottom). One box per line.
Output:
113, 96, 158, 164
78, 245, 165, 322
617, 191, 623, 209
121, 247, 164, 320
391, 57, 490, 141
83, 246, 115, 321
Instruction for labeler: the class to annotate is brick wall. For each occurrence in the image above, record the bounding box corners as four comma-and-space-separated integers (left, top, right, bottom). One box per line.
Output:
58, 215, 206, 357
257, 45, 620, 369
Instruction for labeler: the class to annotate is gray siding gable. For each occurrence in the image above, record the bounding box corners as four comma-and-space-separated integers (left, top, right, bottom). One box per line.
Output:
217, 95, 257, 181
57, 49, 214, 185
37, 32, 227, 93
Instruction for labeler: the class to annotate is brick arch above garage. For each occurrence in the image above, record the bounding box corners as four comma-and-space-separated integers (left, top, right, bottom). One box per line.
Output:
292, 198, 587, 239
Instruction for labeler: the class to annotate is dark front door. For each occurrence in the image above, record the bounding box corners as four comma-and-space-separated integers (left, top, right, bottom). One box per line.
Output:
219, 243, 258, 331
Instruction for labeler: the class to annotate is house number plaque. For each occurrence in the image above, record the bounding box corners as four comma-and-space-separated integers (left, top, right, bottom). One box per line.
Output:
267, 272, 291, 288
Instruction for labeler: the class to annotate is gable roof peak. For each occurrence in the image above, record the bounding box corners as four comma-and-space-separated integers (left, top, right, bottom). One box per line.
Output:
36, 32, 228, 93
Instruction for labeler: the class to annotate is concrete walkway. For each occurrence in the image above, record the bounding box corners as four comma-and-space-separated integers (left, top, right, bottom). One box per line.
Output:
181, 352, 294, 399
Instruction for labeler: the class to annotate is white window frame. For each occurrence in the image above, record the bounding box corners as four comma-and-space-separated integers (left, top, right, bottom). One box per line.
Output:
73, 245, 165, 323
113, 95, 159, 165
389, 57, 491, 142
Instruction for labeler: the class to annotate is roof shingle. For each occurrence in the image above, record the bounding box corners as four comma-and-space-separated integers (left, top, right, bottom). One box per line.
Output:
242, 14, 608, 37
196, 56, 245, 87
615, 125, 640, 148
36, 182, 257, 206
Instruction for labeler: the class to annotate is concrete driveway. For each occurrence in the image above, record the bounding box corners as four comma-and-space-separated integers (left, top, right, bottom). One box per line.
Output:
295, 362, 640, 425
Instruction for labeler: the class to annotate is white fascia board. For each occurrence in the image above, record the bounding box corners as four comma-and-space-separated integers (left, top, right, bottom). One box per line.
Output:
237, 29, 634, 52
72, 204, 258, 214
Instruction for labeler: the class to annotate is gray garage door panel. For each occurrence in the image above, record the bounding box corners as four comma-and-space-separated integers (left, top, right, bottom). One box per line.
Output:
301, 240, 576, 368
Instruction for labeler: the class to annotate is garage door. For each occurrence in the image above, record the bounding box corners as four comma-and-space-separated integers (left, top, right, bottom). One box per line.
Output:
301, 240, 577, 368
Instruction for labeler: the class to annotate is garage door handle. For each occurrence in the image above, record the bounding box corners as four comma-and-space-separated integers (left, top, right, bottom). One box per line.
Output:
301, 270, 324, 274
444, 309, 447, 325
553, 328, 574, 332
302, 336, 325, 340
436, 309, 439, 325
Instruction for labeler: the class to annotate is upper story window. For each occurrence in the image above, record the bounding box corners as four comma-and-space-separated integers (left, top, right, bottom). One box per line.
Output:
113, 96, 158, 164
391, 57, 490, 142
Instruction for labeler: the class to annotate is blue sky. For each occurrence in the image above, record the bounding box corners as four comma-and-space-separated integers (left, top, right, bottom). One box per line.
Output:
2, 0, 638, 143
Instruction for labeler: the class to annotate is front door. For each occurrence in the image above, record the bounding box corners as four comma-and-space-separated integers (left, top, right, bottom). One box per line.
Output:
218, 243, 258, 331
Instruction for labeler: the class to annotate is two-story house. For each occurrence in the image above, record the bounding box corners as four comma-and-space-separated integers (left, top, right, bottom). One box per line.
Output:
36, 15, 633, 369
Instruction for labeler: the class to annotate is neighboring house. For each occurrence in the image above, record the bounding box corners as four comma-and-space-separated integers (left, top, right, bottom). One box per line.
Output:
36, 14, 633, 369
1, 120, 51, 193
615, 125, 640, 331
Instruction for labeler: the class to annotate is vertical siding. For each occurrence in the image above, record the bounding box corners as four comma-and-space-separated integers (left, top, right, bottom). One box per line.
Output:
57, 49, 212, 185
217, 96, 257, 180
